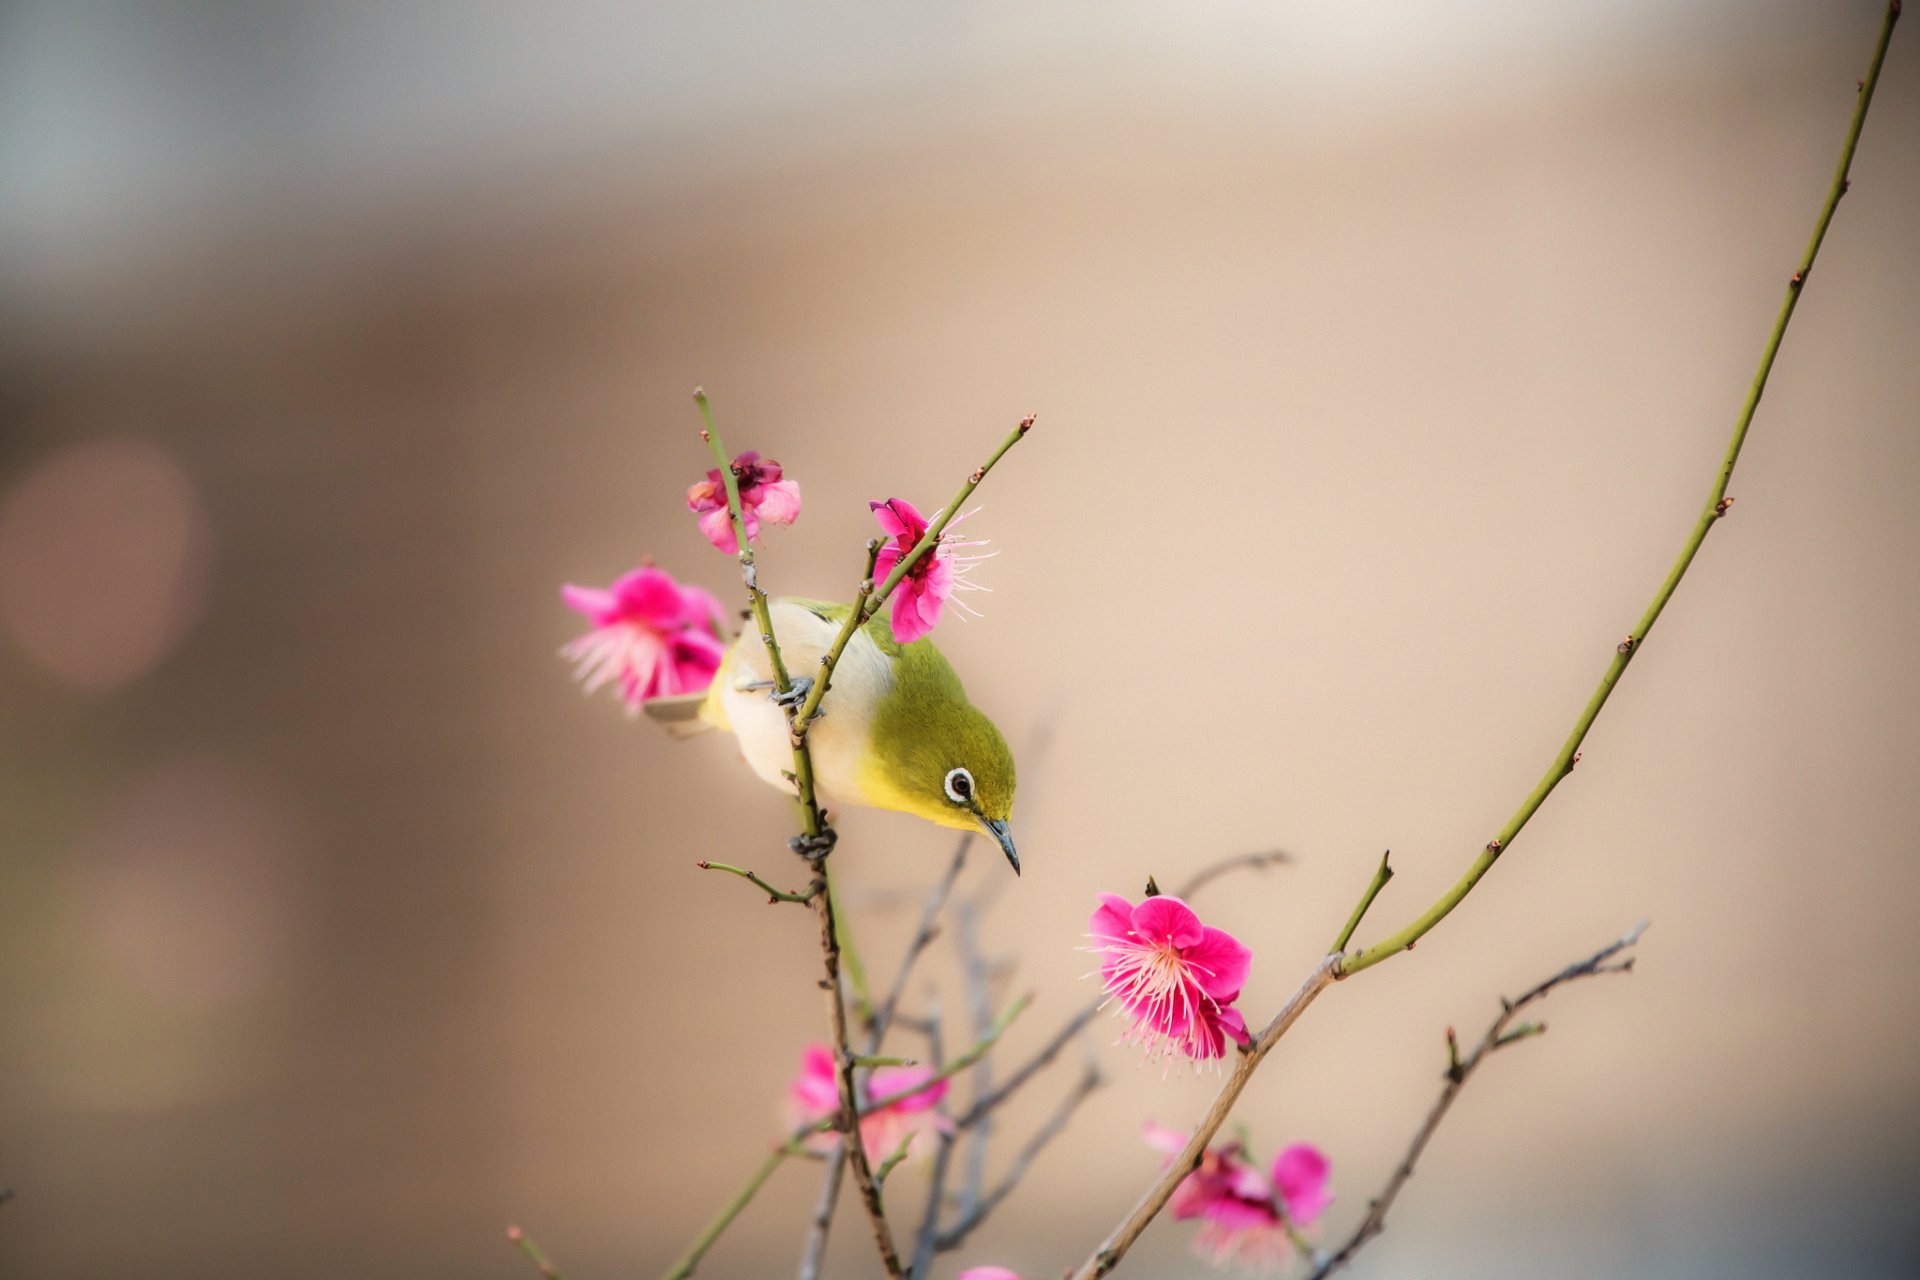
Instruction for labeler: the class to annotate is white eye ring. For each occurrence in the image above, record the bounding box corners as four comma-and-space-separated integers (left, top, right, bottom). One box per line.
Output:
943, 767, 975, 805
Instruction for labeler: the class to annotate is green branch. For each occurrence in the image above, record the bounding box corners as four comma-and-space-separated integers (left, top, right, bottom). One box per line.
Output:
1337, 0, 1901, 978
791, 415, 1034, 736
1329, 851, 1393, 954
696, 860, 818, 905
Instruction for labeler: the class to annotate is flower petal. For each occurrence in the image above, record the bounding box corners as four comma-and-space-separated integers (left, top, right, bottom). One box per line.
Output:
1090, 893, 1136, 942
1183, 925, 1253, 1001
560, 583, 617, 624
608, 567, 687, 627
686, 477, 726, 514
1129, 895, 1205, 949
890, 585, 933, 644
870, 497, 926, 541
755, 478, 802, 525
697, 505, 744, 554
869, 1064, 948, 1113
1214, 1004, 1251, 1050
1272, 1143, 1333, 1225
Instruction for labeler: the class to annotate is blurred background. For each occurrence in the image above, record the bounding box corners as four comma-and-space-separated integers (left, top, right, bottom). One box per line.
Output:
3, 2, 1918, 1277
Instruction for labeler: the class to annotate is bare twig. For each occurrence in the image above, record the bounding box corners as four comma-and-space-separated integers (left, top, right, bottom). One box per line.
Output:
797, 1138, 846, 1280
697, 860, 819, 905
935, 1061, 1106, 1252
870, 834, 974, 1045
1336, 0, 1904, 980
1330, 851, 1393, 954
1174, 849, 1292, 900
1070, 9, 1900, 1273
953, 899, 998, 1220
1306, 923, 1648, 1279
505, 1226, 562, 1280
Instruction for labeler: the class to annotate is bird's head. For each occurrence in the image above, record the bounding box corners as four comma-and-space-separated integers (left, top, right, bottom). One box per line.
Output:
864, 684, 1020, 874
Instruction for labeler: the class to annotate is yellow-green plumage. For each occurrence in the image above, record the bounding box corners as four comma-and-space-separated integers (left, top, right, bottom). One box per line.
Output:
658, 598, 1020, 870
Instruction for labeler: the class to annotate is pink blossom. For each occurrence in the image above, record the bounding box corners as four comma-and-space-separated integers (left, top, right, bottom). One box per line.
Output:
787, 1045, 954, 1161
869, 497, 991, 643
1088, 894, 1253, 1063
686, 450, 802, 553
956, 1270, 1022, 1280
559, 565, 728, 712
1145, 1125, 1334, 1270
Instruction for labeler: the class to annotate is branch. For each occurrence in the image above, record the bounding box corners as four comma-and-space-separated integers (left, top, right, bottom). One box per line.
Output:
952, 899, 998, 1221
790, 414, 1035, 738
1306, 923, 1648, 1279
505, 1226, 562, 1280
811, 878, 904, 1275
934, 1060, 1106, 1253
1337, 0, 1902, 978
697, 860, 819, 904
797, 1138, 846, 1280
1174, 849, 1291, 900
869, 834, 974, 1046
1329, 851, 1393, 954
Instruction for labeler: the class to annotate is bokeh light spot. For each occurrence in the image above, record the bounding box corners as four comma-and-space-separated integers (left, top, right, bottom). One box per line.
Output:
79, 756, 306, 1012
0, 437, 212, 689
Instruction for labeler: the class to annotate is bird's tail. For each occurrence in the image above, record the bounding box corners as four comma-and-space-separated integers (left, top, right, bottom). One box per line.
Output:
642, 692, 715, 738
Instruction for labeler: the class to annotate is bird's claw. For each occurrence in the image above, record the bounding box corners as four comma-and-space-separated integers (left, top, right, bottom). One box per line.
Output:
789, 828, 838, 863
770, 677, 814, 710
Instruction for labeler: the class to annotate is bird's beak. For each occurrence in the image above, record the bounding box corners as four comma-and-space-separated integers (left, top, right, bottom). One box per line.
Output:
980, 817, 1020, 876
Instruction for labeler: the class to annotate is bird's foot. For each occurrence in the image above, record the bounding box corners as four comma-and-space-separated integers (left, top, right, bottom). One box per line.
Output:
789, 827, 838, 863
770, 677, 817, 714
768, 675, 821, 717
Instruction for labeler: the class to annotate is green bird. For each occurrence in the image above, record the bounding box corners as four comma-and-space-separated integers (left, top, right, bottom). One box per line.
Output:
646, 599, 1021, 873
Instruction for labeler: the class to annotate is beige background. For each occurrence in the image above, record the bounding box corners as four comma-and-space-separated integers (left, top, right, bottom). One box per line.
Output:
3, 2, 1917, 1277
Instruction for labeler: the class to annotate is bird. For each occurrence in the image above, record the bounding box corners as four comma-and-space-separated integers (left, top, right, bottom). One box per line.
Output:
646, 598, 1021, 873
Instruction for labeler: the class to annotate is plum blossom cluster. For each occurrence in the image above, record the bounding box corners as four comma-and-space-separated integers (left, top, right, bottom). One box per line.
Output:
558, 566, 727, 712
685, 449, 801, 554
562, 451, 992, 708
1146, 1124, 1333, 1269
1088, 892, 1253, 1063
787, 1044, 952, 1162
870, 496, 992, 643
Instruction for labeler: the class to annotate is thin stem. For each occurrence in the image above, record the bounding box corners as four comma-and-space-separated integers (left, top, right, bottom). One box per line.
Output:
797, 1138, 846, 1280
1329, 851, 1393, 953
1174, 849, 1291, 900
662, 1135, 813, 1280
505, 1227, 562, 1280
829, 862, 874, 1021
811, 879, 904, 1276
953, 900, 997, 1222
790, 414, 1034, 735
1338, 0, 1902, 978
697, 860, 818, 904
870, 834, 974, 1046
1306, 924, 1646, 1279
934, 1063, 1105, 1252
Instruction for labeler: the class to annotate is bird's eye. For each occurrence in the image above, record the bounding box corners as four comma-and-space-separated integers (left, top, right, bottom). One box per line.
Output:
943, 767, 975, 805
